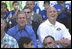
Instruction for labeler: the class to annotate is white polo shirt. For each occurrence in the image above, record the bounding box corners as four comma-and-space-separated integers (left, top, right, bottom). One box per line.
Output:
37, 19, 71, 43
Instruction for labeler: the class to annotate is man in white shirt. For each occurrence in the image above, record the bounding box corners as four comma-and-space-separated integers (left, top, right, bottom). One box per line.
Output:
37, 6, 71, 47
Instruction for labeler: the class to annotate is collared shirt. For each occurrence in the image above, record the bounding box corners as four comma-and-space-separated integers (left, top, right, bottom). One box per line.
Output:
1, 33, 19, 48
7, 24, 37, 48
37, 19, 71, 43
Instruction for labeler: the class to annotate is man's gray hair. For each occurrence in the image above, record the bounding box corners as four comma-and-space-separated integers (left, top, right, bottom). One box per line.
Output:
16, 11, 27, 19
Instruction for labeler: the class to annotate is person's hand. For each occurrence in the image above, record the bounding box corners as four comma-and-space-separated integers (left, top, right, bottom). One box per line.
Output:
61, 38, 69, 44
55, 38, 68, 44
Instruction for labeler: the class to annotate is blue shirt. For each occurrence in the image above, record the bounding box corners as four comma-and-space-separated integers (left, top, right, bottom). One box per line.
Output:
54, 4, 63, 12
54, 3, 71, 11
8, 10, 17, 28
40, 10, 48, 20
33, 5, 41, 15
10, 10, 15, 16
54, 4, 69, 19
65, 3, 71, 10
7, 24, 38, 48
2, 11, 9, 19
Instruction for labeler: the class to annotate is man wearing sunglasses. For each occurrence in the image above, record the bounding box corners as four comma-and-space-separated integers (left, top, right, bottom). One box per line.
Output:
23, 7, 42, 39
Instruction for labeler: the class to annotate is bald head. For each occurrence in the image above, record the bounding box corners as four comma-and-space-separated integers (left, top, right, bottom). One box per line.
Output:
47, 6, 57, 13
47, 6, 58, 21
